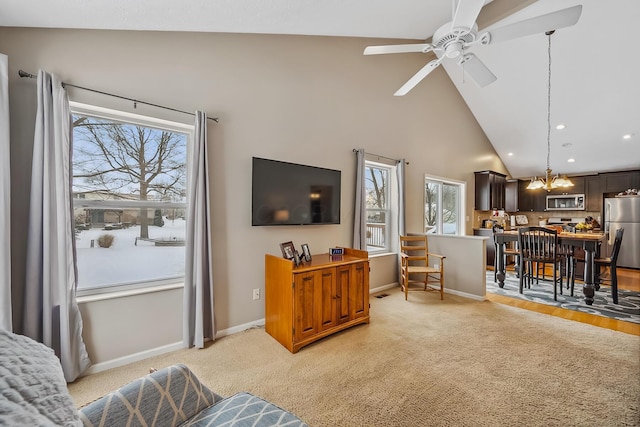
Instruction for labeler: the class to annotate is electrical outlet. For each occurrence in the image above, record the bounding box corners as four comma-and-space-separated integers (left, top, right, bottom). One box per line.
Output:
252, 288, 260, 300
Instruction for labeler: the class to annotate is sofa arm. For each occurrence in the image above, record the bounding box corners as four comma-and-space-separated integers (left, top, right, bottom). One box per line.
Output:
78, 364, 221, 427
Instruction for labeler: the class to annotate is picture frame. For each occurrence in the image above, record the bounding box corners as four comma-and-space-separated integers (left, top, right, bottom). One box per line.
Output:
280, 241, 295, 260
301, 243, 312, 262
292, 250, 302, 267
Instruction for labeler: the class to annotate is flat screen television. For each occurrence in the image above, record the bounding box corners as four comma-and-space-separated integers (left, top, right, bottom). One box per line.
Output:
252, 157, 341, 226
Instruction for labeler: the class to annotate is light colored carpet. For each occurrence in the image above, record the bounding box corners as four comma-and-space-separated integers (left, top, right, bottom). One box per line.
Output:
68, 289, 640, 426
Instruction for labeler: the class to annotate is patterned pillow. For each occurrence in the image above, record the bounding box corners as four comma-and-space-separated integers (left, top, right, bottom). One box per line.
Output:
78, 364, 220, 427
182, 392, 308, 427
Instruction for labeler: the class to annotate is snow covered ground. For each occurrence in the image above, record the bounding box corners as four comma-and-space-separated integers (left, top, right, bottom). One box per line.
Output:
75, 218, 186, 290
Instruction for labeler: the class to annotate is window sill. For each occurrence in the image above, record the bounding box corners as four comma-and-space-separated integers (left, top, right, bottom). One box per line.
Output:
368, 251, 397, 259
76, 282, 184, 304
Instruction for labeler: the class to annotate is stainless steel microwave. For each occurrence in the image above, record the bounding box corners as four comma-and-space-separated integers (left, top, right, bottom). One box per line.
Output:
546, 194, 585, 211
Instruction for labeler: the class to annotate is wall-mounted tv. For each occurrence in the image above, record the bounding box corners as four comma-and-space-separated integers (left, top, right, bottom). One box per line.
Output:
252, 157, 341, 226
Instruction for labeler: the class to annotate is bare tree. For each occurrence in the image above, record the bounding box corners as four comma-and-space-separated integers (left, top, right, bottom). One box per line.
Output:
73, 116, 186, 238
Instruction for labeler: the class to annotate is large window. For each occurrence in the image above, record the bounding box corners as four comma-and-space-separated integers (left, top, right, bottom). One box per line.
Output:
365, 161, 397, 254
70, 103, 193, 295
424, 175, 465, 235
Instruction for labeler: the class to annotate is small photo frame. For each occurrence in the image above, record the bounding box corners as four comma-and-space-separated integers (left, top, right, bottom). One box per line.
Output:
280, 241, 295, 259
301, 243, 312, 262
293, 250, 302, 267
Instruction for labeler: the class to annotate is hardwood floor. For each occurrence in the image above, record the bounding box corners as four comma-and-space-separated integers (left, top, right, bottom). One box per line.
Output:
486, 266, 640, 336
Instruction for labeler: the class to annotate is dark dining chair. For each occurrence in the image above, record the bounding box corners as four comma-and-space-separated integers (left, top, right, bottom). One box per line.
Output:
493, 225, 520, 282
517, 227, 564, 300
594, 228, 624, 304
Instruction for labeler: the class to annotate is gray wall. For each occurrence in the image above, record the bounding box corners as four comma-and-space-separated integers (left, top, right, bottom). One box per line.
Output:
1, 27, 508, 365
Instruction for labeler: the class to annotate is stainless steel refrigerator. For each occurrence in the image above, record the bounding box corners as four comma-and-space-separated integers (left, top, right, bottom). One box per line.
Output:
604, 197, 640, 269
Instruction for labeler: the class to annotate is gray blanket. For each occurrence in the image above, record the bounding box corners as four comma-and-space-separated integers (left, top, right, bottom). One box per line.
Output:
0, 330, 81, 426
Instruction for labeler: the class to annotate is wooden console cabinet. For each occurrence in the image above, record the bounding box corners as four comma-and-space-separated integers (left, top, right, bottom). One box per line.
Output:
265, 248, 370, 353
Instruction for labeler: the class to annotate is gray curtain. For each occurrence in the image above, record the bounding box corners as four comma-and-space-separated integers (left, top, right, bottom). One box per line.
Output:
353, 149, 366, 250
24, 70, 91, 381
396, 159, 406, 237
0, 53, 11, 332
183, 111, 215, 348
396, 159, 407, 284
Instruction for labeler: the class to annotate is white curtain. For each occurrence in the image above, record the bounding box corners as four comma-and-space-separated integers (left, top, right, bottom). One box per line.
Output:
352, 149, 366, 250
24, 70, 90, 381
0, 54, 11, 332
183, 111, 215, 348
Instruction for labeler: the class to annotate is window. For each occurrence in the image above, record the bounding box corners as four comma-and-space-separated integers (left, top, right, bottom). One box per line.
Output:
365, 161, 397, 254
424, 175, 465, 235
70, 102, 193, 295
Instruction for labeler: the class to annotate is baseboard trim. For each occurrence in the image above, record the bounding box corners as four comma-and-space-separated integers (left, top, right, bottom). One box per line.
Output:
370, 282, 399, 294
372, 282, 485, 301
83, 319, 267, 376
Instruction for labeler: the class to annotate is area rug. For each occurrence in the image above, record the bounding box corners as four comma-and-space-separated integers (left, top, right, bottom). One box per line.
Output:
485, 271, 640, 324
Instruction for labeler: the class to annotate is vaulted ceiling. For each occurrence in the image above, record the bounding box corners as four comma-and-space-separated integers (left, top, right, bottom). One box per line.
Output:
1, 0, 638, 179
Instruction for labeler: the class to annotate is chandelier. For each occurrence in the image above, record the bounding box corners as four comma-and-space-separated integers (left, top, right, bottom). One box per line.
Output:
527, 31, 573, 191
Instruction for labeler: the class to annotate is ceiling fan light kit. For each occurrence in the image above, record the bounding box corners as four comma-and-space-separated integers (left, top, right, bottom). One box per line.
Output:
363, 1, 582, 96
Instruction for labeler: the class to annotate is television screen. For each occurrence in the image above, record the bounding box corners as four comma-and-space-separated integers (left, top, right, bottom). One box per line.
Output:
252, 157, 341, 226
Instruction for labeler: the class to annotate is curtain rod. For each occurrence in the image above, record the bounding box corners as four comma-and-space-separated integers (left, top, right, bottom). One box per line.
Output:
18, 70, 219, 123
352, 148, 409, 165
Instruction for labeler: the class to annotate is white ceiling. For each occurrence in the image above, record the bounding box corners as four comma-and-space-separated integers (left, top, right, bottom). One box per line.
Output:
1, 0, 639, 179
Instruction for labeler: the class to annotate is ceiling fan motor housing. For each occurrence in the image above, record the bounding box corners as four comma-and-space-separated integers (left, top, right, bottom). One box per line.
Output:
433, 22, 478, 58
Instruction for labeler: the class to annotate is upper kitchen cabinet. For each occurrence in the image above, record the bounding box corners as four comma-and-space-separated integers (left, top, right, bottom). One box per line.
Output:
517, 179, 546, 212
505, 180, 519, 212
601, 170, 640, 194
546, 176, 585, 195
475, 171, 506, 211
585, 175, 602, 212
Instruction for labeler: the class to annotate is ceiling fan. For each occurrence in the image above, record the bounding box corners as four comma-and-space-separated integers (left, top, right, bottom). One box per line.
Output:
364, 0, 582, 96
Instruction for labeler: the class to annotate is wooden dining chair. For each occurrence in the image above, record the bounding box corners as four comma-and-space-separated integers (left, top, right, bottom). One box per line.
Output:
493, 225, 520, 282
399, 235, 445, 301
571, 228, 625, 304
517, 227, 563, 300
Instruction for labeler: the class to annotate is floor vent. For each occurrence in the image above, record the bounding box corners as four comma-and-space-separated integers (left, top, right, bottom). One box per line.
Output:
375, 293, 390, 299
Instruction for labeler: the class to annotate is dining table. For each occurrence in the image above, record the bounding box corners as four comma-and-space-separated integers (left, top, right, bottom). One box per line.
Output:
494, 229, 606, 305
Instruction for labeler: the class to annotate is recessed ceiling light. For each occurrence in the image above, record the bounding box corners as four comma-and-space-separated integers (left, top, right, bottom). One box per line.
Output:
567, 158, 575, 163
623, 133, 633, 140
556, 124, 566, 130
507, 152, 513, 156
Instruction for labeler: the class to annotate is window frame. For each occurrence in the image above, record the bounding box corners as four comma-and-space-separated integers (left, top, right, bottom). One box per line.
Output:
424, 174, 466, 236
70, 102, 194, 297
364, 160, 397, 255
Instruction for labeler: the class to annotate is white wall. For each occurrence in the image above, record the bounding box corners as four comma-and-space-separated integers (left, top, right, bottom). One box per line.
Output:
2, 28, 507, 365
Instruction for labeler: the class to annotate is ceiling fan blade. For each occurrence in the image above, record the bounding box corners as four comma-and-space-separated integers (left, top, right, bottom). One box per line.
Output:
451, 0, 486, 31
458, 53, 497, 87
364, 44, 433, 55
394, 59, 443, 96
487, 5, 582, 44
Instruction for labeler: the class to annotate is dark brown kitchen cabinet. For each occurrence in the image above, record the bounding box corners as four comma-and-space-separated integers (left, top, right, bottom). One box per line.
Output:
601, 171, 640, 194
517, 179, 546, 212
505, 180, 519, 212
585, 175, 602, 212
475, 171, 506, 211
546, 176, 585, 195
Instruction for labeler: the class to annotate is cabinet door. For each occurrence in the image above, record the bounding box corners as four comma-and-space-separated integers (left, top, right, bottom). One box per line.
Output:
335, 266, 351, 325
350, 262, 369, 319
602, 171, 640, 193
318, 268, 337, 331
492, 174, 506, 210
293, 271, 319, 342
505, 180, 519, 212
585, 175, 602, 212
